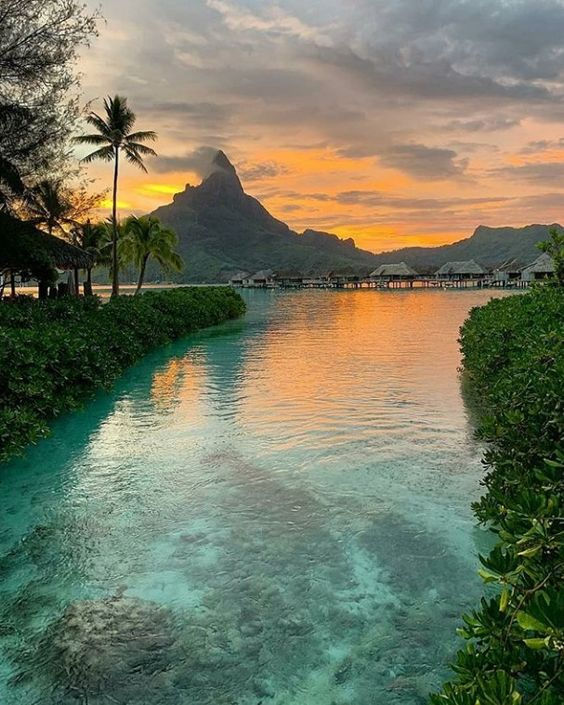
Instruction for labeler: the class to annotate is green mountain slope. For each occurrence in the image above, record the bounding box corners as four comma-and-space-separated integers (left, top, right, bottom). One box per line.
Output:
149, 150, 557, 281
370, 224, 560, 272
150, 151, 377, 282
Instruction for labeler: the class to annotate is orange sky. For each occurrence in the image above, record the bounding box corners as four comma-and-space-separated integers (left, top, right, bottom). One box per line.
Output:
77, 0, 564, 253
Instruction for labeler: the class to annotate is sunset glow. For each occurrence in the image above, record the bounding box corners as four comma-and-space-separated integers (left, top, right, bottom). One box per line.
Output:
79, 0, 564, 252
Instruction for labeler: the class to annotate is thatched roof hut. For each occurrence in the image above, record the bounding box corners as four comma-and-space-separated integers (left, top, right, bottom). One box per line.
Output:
370, 262, 417, 279
435, 260, 486, 278
248, 269, 275, 286
0, 212, 94, 272
275, 269, 304, 284
228, 271, 250, 285
521, 252, 555, 281
492, 258, 524, 281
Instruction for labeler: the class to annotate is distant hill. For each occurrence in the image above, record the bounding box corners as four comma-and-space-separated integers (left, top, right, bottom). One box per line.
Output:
149, 149, 557, 281
150, 151, 377, 282
369, 224, 561, 273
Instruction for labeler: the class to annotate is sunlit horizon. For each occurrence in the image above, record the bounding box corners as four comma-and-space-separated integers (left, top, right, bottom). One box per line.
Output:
79, 0, 564, 253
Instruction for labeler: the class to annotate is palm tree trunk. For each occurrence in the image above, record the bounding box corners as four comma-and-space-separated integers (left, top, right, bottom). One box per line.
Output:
84, 267, 93, 296
111, 146, 120, 297
10, 271, 16, 297
135, 254, 149, 294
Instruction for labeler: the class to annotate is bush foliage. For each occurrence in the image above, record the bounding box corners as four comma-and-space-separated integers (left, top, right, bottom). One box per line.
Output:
0, 287, 245, 461
432, 286, 564, 705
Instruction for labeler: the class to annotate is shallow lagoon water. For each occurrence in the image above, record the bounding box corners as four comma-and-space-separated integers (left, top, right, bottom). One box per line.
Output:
0, 289, 513, 705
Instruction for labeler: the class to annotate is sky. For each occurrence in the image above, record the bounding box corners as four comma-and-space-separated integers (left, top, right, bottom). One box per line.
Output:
78, 0, 564, 253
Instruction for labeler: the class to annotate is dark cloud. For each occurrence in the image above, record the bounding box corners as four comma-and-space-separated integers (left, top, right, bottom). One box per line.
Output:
148, 101, 232, 128
493, 161, 564, 184
238, 161, 289, 181
379, 144, 468, 180
332, 192, 510, 210
519, 138, 564, 154
151, 146, 219, 176
443, 117, 520, 132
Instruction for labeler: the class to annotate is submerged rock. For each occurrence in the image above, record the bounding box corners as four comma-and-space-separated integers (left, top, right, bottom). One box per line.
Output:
13, 594, 179, 703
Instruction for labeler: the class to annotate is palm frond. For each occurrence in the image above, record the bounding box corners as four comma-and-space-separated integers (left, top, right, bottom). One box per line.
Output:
105, 95, 136, 134
126, 131, 157, 143
125, 142, 157, 157
73, 133, 111, 146
86, 112, 112, 137
123, 148, 148, 172
81, 145, 115, 164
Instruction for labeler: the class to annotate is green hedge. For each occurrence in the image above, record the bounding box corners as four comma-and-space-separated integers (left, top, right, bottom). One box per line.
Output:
432, 286, 564, 705
0, 287, 245, 462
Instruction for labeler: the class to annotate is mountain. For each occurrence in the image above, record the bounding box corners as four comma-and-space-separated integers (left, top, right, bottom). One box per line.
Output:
150, 151, 377, 282
369, 224, 561, 273
150, 150, 557, 281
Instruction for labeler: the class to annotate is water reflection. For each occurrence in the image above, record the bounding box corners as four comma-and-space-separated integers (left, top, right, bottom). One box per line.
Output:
0, 289, 514, 705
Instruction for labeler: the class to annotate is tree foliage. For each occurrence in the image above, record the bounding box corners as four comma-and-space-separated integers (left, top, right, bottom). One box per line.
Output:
432, 287, 564, 705
23, 179, 103, 236
0, 288, 246, 461
538, 229, 564, 286
75, 95, 157, 296
0, 0, 100, 208
120, 215, 183, 293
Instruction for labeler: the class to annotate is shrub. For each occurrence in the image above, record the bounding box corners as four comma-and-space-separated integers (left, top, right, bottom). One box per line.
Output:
0, 287, 245, 461
431, 286, 564, 705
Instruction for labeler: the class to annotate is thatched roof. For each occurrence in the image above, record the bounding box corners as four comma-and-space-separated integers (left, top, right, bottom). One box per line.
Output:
275, 269, 304, 279
370, 262, 417, 277
250, 269, 275, 281
495, 258, 524, 273
0, 212, 94, 270
435, 259, 486, 276
522, 252, 555, 274
229, 271, 251, 281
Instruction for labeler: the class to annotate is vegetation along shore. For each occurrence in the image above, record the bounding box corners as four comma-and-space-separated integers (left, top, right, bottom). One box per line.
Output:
432, 284, 564, 705
0, 287, 245, 462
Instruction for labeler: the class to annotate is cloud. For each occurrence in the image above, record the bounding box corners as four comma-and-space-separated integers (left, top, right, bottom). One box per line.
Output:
443, 117, 520, 132
206, 0, 327, 41
519, 138, 564, 154
493, 161, 564, 184
331, 192, 510, 210
379, 144, 469, 180
151, 146, 219, 177
238, 160, 289, 181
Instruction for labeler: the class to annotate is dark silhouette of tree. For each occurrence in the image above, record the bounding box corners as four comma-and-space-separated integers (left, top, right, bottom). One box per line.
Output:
0, 0, 100, 208
25, 178, 103, 236
70, 220, 110, 294
538, 227, 564, 286
121, 215, 183, 293
75, 96, 157, 297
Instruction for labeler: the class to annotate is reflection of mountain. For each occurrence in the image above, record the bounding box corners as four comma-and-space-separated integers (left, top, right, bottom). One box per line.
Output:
150, 151, 378, 282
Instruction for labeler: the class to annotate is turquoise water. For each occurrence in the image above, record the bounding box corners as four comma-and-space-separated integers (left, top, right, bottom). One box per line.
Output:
0, 289, 511, 705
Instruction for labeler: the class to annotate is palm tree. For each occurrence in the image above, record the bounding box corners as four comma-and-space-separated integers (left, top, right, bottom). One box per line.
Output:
26, 179, 75, 236
121, 215, 183, 293
70, 220, 111, 295
75, 95, 157, 296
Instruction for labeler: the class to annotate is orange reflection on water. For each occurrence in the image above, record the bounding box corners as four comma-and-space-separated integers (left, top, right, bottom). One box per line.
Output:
235, 290, 504, 446
150, 352, 206, 425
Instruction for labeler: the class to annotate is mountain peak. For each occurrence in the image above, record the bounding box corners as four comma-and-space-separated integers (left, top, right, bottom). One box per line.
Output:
212, 150, 236, 173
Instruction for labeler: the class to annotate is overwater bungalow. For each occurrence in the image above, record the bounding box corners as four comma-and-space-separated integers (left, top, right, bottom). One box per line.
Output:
435, 260, 486, 282
491, 259, 524, 286
247, 269, 276, 287
275, 270, 304, 288
0, 212, 94, 298
520, 252, 555, 282
370, 262, 418, 286
228, 271, 251, 286
329, 269, 364, 287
